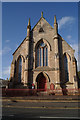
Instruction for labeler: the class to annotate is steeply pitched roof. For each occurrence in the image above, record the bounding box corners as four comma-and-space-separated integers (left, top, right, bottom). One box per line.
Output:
58, 34, 75, 51
12, 37, 26, 55
32, 16, 53, 31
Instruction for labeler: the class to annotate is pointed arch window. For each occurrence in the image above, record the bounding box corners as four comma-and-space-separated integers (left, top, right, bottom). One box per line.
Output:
18, 57, 22, 83
37, 41, 48, 67
14, 61, 16, 78
64, 55, 69, 82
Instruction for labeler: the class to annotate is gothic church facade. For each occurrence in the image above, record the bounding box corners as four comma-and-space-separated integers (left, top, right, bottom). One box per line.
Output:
9, 13, 78, 95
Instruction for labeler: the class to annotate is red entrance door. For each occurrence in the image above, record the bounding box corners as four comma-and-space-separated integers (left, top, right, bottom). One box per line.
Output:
38, 77, 47, 91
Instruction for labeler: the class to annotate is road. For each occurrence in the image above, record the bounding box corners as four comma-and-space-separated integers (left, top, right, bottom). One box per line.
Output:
2, 99, 80, 119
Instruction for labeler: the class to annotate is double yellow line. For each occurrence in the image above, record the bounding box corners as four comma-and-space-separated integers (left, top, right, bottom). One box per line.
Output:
1, 105, 80, 109
2, 99, 80, 102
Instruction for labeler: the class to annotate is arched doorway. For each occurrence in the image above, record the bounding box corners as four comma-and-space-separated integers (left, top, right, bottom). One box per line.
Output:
36, 72, 50, 91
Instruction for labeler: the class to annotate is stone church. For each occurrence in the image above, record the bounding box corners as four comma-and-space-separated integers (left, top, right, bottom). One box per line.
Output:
9, 12, 78, 95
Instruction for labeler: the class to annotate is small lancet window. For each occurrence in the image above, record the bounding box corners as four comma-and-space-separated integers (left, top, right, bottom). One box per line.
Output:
39, 27, 44, 33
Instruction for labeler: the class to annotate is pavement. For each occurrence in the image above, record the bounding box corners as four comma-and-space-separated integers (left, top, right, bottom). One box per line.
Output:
2, 95, 80, 101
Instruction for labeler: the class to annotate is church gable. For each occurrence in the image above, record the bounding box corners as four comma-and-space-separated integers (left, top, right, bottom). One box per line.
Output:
63, 40, 75, 56
32, 17, 55, 47
13, 38, 26, 55
12, 38, 27, 62
32, 17, 54, 33
58, 34, 74, 53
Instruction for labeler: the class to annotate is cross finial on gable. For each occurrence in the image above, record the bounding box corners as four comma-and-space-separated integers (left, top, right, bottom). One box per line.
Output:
41, 11, 43, 17
28, 18, 31, 26
54, 15, 57, 24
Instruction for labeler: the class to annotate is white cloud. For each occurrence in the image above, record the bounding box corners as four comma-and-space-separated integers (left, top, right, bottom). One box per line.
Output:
3, 47, 12, 54
58, 16, 75, 29
5, 40, 10, 43
3, 66, 11, 76
0, 50, 2, 55
67, 35, 72, 39
0, 47, 12, 55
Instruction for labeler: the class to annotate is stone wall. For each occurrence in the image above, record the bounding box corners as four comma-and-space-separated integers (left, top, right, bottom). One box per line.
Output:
9, 15, 78, 95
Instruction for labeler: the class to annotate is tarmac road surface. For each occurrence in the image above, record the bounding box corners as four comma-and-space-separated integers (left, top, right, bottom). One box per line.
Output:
2, 98, 80, 120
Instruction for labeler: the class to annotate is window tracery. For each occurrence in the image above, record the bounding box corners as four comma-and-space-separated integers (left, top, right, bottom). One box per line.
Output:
37, 41, 48, 67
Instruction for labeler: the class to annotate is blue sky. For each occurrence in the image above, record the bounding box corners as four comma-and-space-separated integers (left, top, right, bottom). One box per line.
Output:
1, 2, 78, 79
